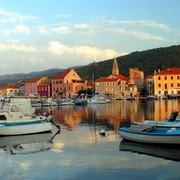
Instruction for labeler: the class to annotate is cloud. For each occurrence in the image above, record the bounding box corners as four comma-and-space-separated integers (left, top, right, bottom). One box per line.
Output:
51, 26, 70, 34
55, 14, 71, 18
1, 24, 31, 36
107, 28, 167, 41
14, 25, 31, 34
48, 41, 118, 60
0, 43, 36, 52
102, 19, 174, 32
37, 26, 51, 35
0, 7, 38, 24
74, 24, 91, 29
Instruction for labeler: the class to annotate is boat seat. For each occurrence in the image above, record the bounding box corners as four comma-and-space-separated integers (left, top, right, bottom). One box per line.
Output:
128, 124, 155, 132
168, 111, 178, 122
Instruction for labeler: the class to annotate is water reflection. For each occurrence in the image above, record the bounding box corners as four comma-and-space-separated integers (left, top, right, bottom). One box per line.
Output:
0, 131, 60, 155
119, 140, 180, 161
49, 99, 180, 133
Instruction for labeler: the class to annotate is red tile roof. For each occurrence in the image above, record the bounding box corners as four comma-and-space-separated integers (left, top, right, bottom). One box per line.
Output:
154, 68, 180, 76
145, 75, 154, 79
5, 84, 19, 89
96, 77, 118, 82
52, 69, 71, 79
111, 74, 129, 81
96, 74, 129, 83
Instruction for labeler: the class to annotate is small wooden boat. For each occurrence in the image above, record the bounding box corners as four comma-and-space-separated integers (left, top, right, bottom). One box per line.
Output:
119, 124, 180, 144
0, 97, 53, 136
119, 140, 180, 161
132, 111, 180, 128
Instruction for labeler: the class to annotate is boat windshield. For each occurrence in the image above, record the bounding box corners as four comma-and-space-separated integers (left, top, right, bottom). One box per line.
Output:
11, 105, 19, 112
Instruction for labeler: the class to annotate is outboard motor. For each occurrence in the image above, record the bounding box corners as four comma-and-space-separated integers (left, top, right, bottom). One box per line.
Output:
169, 111, 178, 122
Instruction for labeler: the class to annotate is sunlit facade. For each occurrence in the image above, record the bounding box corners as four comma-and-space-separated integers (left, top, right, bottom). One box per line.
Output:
51, 69, 85, 98
154, 68, 180, 98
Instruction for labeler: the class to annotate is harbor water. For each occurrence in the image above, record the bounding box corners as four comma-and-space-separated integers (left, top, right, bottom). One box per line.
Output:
0, 99, 180, 180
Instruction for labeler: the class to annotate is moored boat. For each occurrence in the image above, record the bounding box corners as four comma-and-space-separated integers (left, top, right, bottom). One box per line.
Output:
0, 97, 54, 136
119, 124, 180, 144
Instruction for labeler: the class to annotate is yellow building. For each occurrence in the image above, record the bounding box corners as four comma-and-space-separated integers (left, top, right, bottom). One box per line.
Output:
154, 68, 180, 98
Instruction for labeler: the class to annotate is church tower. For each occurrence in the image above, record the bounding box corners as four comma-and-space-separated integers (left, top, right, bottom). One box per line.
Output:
112, 57, 119, 75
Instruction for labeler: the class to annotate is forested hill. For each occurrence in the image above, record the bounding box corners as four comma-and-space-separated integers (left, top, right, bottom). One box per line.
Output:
77, 45, 180, 79
0, 45, 179, 86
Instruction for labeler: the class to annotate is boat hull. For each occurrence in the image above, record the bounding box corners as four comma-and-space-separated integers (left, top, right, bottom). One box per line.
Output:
119, 127, 180, 144
0, 121, 52, 136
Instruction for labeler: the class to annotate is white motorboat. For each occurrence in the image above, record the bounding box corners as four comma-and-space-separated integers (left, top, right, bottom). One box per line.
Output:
87, 95, 108, 104
54, 98, 74, 106
0, 97, 53, 135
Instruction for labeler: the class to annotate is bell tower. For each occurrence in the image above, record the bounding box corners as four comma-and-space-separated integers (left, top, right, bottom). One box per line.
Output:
112, 57, 119, 75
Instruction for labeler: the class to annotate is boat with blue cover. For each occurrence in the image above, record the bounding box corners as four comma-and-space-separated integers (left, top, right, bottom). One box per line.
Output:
119, 124, 180, 144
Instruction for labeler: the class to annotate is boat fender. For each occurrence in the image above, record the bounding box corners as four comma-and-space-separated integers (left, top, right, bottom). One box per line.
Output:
99, 129, 106, 136
167, 127, 176, 133
47, 115, 53, 122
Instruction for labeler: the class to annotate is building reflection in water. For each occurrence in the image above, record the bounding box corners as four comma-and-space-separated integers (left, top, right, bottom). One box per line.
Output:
49, 100, 180, 134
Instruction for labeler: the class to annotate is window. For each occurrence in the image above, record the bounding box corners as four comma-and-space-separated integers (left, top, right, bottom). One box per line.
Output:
158, 76, 161, 80
171, 83, 174, 87
11, 105, 19, 112
178, 83, 180, 87
159, 91, 161, 94
164, 84, 167, 89
0, 115, 7, 120
171, 76, 173, 80
177, 76, 180, 80
164, 76, 167, 80
158, 84, 161, 87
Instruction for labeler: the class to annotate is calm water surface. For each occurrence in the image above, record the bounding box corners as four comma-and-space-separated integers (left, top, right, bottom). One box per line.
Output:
0, 100, 180, 180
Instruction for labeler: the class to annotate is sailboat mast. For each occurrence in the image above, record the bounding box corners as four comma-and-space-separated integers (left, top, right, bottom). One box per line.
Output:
93, 61, 96, 94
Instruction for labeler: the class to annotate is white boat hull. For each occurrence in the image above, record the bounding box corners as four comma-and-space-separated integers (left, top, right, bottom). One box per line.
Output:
0, 121, 52, 136
119, 127, 180, 144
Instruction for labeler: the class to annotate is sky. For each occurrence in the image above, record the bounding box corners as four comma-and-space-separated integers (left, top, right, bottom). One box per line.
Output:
0, 0, 180, 75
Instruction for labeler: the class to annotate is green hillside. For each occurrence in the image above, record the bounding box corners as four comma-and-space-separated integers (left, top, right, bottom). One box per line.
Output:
0, 45, 180, 86
77, 45, 180, 79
